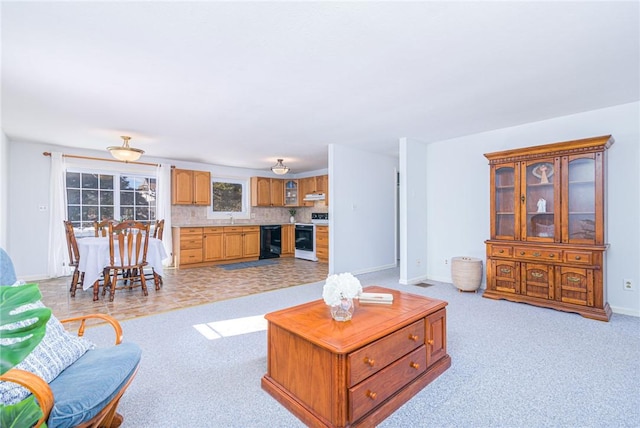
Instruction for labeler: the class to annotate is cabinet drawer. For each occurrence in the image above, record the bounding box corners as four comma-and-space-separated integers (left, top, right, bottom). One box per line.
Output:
203, 227, 223, 234
490, 244, 513, 257
242, 226, 260, 232
348, 319, 424, 387
316, 234, 328, 246
224, 227, 243, 233
180, 227, 203, 236
316, 248, 328, 259
564, 250, 593, 265
180, 238, 202, 250
180, 249, 202, 264
514, 247, 561, 262
349, 346, 426, 422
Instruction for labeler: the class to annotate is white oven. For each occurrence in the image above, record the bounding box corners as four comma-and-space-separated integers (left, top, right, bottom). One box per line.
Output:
294, 223, 317, 261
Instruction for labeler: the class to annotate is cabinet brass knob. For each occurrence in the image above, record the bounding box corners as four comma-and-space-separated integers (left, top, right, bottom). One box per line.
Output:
500, 268, 511, 274
427, 339, 434, 345
575, 255, 581, 260
410, 362, 420, 370
408, 334, 419, 342
520, 251, 525, 256
499, 249, 504, 253
363, 357, 375, 367
366, 390, 377, 400
568, 276, 581, 283
533, 252, 541, 257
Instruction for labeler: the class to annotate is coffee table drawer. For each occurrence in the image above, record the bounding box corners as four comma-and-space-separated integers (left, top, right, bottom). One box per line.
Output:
348, 319, 424, 386
349, 346, 427, 422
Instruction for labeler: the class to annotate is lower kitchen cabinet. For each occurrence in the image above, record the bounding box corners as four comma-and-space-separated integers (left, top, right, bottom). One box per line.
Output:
203, 227, 224, 262
315, 225, 328, 263
281, 224, 294, 256
223, 226, 260, 260
172, 225, 260, 267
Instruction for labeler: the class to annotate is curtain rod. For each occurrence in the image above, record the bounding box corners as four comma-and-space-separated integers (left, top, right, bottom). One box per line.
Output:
42, 152, 162, 167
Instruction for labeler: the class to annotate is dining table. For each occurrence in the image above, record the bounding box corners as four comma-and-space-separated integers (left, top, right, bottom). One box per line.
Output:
77, 236, 169, 290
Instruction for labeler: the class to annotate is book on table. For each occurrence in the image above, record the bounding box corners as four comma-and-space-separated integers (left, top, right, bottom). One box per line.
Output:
358, 292, 393, 305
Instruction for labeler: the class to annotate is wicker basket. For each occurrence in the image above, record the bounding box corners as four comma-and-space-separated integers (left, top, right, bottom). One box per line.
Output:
451, 257, 483, 292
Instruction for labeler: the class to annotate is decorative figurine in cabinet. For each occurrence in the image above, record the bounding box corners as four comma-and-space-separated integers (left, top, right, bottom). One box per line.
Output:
484, 135, 613, 321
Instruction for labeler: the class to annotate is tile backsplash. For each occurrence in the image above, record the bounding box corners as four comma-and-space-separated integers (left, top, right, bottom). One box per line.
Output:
171, 204, 328, 226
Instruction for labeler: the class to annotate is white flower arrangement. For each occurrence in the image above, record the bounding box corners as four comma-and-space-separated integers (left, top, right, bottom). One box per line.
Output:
322, 273, 363, 306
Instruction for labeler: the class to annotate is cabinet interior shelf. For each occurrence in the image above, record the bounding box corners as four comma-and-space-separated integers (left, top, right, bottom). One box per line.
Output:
527, 183, 554, 187
569, 180, 595, 185
569, 212, 596, 215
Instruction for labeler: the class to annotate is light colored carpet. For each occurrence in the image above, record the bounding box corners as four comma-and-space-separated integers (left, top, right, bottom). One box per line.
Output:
81, 268, 640, 427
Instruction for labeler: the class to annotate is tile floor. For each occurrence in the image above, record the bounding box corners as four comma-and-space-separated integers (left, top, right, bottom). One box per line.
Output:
37, 258, 328, 321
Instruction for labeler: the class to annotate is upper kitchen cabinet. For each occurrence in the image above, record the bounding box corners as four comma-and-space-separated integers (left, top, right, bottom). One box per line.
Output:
316, 174, 328, 207
284, 180, 299, 207
172, 169, 211, 205
299, 175, 328, 207
251, 177, 284, 207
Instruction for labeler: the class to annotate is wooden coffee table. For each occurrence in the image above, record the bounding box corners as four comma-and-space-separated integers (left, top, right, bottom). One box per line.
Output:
261, 286, 451, 427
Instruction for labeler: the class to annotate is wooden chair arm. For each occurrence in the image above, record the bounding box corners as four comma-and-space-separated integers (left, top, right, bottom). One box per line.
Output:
0, 368, 54, 427
60, 313, 123, 345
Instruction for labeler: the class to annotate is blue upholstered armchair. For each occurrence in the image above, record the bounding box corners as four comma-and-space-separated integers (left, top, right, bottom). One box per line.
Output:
0, 248, 142, 427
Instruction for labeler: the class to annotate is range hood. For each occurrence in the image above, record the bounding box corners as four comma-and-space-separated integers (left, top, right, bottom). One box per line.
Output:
303, 193, 326, 201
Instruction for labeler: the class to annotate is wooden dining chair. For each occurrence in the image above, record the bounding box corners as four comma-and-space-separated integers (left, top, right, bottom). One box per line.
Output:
146, 219, 165, 290
94, 219, 118, 237
102, 221, 150, 302
64, 221, 84, 297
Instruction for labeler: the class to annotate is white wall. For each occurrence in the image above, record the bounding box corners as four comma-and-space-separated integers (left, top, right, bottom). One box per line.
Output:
423, 102, 640, 316
329, 144, 397, 275
399, 137, 429, 284
0, 131, 8, 249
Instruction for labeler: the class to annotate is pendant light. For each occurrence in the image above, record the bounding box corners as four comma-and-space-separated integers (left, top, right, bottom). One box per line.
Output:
271, 159, 290, 175
107, 136, 145, 162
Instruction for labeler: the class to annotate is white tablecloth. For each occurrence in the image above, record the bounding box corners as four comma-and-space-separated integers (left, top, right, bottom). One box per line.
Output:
77, 237, 169, 290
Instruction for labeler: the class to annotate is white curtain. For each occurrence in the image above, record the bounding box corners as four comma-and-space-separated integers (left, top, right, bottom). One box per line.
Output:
156, 163, 173, 265
47, 152, 69, 278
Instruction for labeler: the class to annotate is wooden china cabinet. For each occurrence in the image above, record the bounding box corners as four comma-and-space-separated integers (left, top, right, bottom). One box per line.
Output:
484, 135, 613, 321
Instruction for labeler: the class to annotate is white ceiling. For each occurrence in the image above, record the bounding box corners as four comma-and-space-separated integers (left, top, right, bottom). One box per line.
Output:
2, 1, 638, 173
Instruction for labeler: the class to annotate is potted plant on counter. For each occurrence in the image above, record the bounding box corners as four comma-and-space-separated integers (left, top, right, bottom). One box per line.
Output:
288, 209, 296, 224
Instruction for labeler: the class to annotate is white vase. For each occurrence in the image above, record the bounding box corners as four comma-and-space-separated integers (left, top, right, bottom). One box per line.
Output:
290, 216, 295, 223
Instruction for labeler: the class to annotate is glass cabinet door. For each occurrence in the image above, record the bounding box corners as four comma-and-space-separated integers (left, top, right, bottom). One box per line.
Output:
284, 180, 298, 206
493, 164, 517, 239
522, 158, 559, 241
565, 155, 597, 244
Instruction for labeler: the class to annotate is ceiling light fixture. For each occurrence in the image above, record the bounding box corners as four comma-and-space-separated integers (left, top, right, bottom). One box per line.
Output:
271, 158, 290, 175
107, 136, 144, 162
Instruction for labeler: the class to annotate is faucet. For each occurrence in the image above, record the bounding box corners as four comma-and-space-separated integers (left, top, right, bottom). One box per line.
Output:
228, 213, 234, 225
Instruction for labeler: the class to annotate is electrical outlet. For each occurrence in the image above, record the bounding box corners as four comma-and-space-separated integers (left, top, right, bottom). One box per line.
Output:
416, 259, 421, 267
444, 259, 448, 265
623, 279, 634, 291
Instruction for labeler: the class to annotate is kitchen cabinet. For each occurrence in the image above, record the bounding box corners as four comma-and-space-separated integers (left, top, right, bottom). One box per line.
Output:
203, 227, 224, 262
284, 180, 299, 207
315, 225, 328, 263
484, 135, 613, 321
172, 169, 211, 205
262, 286, 450, 427
281, 224, 294, 256
316, 174, 328, 206
172, 227, 204, 267
172, 225, 260, 267
298, 176, 316, 207
223, 226, 260, 260
251, 177, 284, 207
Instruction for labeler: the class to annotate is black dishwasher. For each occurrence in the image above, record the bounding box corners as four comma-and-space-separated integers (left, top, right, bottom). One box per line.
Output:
259, 225, 282, 259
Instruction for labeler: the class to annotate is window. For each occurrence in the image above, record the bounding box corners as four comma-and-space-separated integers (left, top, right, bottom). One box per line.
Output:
66, 170, 157, 231
207, 177, 250, 220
